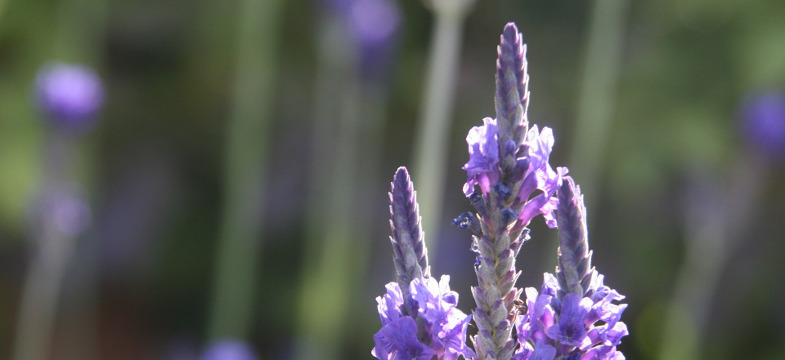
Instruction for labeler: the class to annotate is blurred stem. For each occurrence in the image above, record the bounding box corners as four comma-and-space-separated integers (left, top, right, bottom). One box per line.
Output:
207, 0, 283, 340
295, 11, 365, 360
53, 0, 107, 63
0, 0, 7, 21
657, 156, 765, 360
412, 1, 475, 258
568, 0, 627, 215
12, 131, 78, 360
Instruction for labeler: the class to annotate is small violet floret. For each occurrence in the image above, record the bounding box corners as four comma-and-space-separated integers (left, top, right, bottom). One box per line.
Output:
463, 117, 499, 196
516, 125, 566, 228
373, 276, 474, 360
545, 293, 591, 347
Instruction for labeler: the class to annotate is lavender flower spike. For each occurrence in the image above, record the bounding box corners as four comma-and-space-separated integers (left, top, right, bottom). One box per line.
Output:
514, 177, 628, 360
459, 23, 565, 360
389, 167, 430, 298
555, 176, 593, 298
495, 22, 529, 152
374, 167, 474, 359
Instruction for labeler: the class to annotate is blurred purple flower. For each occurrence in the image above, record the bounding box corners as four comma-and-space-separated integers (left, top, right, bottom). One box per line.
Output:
740, 90, 785, 161
347, 0, 401, 78
202, 339, 257, 360
373, 276, 474, 360
31, 187, 91, 238
318, 0, 401, 79
34, 62, 104, 130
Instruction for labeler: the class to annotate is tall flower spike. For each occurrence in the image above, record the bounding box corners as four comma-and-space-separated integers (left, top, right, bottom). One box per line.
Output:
375, 168, 474, 360
458, 23, 569, 360
495, 23, 530, 154
389, 167, 429, 309
514, 177, 628, 360
555, 176, 593, 298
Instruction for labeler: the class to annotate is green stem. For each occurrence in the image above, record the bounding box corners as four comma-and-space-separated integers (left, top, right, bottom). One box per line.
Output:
657, 156, 765, 360
12, 131, 79, 360
412, 1, 475, 257
207, 0, 283, 340
568, 0, 628, 213
295, 11, 369, 359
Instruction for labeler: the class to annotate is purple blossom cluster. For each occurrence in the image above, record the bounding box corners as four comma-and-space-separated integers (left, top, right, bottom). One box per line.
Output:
515, 274, 627, 360
373, 22, 627, 360
373, 276, 474, 360
463, 119, 566, 229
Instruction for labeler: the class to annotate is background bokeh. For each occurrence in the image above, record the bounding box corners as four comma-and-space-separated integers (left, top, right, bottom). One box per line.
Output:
1, 0, 784, 359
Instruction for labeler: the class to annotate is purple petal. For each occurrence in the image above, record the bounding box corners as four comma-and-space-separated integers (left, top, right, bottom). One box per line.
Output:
546, 293, 591, 346
379, 317, 435, 360
463, 117, 500, 195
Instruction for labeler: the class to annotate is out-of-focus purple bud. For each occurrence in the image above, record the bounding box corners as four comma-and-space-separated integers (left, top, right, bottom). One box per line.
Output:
346, 0, 401, 79
740, 90, 785, 162
34, 62, 104, 131
202, 339, 257, 360
32, 187, 91, 238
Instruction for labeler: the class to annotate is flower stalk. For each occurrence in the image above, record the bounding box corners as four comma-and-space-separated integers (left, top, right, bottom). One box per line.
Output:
373, 167, 474, 360
458, 23, 564, 360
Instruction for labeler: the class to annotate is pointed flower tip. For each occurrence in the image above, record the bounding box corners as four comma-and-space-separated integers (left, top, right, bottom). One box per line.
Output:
392, 166, 414, 200
394, 166, 410, 183
559, 176, 584, 211
503, 22, 520, 39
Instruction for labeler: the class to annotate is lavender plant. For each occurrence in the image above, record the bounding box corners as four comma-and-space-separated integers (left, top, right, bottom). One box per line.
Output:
373, 167, 474, 360
373, 22, 628, 360
513, 177, 628, 360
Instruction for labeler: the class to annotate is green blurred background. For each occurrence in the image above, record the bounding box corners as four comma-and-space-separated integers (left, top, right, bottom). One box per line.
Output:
1, 0, 784, 359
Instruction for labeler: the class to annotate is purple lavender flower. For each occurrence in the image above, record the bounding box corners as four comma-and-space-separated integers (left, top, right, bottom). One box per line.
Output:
463, 117, 500, 196
458, 23, 566, 360
739, 90, 785, 161
388, 167, 429, 307
515, 125, 566, 229
373, 316, 436, 360
514, 178, 628, 360
375, 168, 473, 360
376, 21, 629, 360
373, 276, 474, 360
201, 339, 257, 360
34, 62, 104, 130
544, 293, 591, 347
